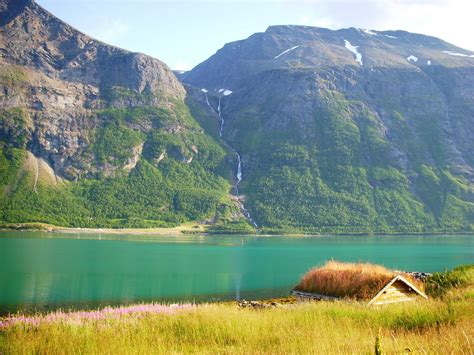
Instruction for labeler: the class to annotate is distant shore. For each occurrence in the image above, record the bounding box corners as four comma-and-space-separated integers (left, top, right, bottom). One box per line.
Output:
1, 222, 473, 237
0, 222, 207, 236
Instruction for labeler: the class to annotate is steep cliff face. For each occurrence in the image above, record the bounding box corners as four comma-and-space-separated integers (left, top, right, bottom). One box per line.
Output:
0, 0, 186, 179
184, 26, 474, 233
0, 0, 240, 228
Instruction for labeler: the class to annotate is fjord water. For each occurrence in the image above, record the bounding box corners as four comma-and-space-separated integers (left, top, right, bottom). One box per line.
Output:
0, 232, 472, 313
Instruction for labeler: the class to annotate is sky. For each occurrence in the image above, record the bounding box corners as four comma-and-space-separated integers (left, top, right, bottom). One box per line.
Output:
36, 0, 474, 71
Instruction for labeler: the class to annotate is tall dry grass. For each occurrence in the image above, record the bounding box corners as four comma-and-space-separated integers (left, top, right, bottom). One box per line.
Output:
0, 295, 472, 354
295, 261, 423, 299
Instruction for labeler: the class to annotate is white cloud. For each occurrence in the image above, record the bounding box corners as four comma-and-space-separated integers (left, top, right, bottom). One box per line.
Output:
299, 15, 311, 25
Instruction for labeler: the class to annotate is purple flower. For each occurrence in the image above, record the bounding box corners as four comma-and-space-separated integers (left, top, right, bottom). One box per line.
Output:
0, 303, 194, 329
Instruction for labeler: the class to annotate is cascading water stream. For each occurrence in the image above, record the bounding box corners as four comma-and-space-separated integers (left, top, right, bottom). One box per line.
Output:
236, 152, 242, 185
217, 96, 224, 137
201, 89, 215, 113
201, 88, 258, 228
234, 151, 258, 227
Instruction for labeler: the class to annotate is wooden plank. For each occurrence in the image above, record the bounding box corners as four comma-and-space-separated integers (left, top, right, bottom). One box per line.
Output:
372, 298, 415, 305
377, 295, 414, 302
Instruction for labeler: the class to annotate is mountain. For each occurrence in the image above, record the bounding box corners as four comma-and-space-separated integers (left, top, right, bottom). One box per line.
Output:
183, 25, 474, 233
0, 0, 248, 230
2, 0, 473, 233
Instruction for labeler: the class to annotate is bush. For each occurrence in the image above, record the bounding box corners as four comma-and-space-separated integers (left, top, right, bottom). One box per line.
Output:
425, 264, 473, 297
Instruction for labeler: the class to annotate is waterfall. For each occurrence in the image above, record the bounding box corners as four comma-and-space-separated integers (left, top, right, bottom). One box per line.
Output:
201, 89, 215, 114
217, 96, 224, 137
201, 88, 258, 228
236, 152, 242, 184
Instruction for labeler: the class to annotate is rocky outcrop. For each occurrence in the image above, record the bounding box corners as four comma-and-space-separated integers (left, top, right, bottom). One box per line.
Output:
0, 0, 185, 179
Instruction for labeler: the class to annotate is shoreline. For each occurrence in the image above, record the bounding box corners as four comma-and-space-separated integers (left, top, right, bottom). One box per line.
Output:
0, 222, 207, 236
1, 222, 473, 237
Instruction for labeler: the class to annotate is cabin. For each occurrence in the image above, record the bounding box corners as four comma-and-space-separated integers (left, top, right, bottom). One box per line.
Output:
367, 274, 427, 306
292, 261, 428, 306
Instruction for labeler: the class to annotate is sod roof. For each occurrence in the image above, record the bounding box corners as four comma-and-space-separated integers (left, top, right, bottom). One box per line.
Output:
294, 261, 424, 300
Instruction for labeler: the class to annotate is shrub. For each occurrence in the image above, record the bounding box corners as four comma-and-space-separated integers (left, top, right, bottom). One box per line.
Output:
425, 264, 473, 297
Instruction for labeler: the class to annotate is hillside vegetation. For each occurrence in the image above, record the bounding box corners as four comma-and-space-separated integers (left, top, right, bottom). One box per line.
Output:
0, 101, 235, 228
184, 26, 474, 234
0, 0, 250, 230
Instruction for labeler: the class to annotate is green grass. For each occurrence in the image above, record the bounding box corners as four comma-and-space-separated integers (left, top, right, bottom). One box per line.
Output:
0, 107, 33, 148
1, 290, 472, 353
207, 220, 257, 234
0, 66, 28, 90
426, 264, 474, 297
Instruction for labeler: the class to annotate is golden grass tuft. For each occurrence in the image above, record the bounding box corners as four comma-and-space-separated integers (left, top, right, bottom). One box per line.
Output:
1, 294, 472, 354
295, 261, 423, 300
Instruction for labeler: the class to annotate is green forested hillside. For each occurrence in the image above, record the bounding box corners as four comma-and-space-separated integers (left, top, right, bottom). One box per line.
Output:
221, 74, 474, 234
0, 0, 250, 231
0, 100, 234, 228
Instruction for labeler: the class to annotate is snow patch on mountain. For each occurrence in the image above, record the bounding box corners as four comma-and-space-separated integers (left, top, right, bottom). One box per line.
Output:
218, 88, 233, 96
384, 35, 397, 39
442, 50, 474, 58
427, 60, 431, 65
274, 46, 299, 59
201, 88, 208, 93
344, 40, 363, 66
407, 55, 418, 62
360, 28, 377, 35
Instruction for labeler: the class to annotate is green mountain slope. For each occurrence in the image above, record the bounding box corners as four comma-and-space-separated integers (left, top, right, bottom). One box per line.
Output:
0, 0, 243, 229
183, 26, 474, 233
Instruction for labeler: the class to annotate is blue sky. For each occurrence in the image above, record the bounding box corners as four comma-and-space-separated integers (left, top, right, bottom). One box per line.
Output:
37, 0, 474, 71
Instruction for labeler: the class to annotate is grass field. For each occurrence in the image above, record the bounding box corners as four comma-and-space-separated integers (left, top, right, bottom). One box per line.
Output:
1, 267, 473, 354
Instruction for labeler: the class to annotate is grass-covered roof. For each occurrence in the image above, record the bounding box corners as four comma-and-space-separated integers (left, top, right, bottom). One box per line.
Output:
294, 261, 424, 300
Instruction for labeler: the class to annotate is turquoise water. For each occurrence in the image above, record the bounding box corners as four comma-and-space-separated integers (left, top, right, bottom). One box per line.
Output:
0, 232, 472, 313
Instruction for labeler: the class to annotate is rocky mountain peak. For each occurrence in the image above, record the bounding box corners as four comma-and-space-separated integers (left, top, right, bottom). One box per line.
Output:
0, 0, 184, 98
184, 24, 474, 91
0, 0, 188, 179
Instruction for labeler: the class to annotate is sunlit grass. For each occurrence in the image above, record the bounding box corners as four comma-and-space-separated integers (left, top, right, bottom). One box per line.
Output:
1, 288, 473, 354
